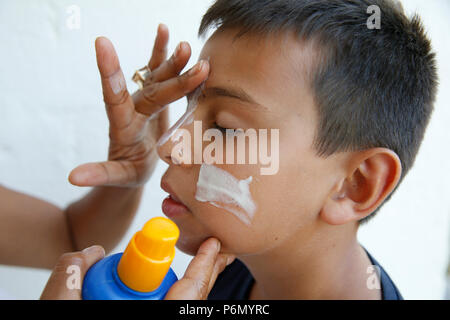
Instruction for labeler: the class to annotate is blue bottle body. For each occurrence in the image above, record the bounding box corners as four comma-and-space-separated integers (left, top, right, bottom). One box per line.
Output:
82, 253, 177, 300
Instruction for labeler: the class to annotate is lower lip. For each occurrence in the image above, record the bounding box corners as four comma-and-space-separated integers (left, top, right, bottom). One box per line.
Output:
162, 196, 190, 218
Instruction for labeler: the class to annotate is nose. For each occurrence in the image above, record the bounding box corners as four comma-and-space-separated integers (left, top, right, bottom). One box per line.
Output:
157, 132, 173, 165
158, 86, 206, 167
157, 114, 195, 169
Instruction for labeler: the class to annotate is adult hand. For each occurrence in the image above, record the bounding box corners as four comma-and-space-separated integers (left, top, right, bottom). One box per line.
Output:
165, 238, 235, 300
40, 239, 234, 300
40, 245, 105, 300
69, 24, 209, 188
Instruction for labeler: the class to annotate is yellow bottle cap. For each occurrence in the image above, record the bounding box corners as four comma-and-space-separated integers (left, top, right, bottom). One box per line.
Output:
117, 217, 179, 292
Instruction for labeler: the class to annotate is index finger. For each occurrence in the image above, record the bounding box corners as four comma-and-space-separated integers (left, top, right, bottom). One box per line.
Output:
95, 37, 135, 129
134, 59, 209, 116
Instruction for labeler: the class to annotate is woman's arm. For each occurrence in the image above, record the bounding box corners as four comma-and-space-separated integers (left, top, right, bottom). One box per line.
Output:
0, 186, 71, 268
0, 185, 142, 269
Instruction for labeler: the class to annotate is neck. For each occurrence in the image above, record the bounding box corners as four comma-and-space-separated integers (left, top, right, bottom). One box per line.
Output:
239, 221, 381, 300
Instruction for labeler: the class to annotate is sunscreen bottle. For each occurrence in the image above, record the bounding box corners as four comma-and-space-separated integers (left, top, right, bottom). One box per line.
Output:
82, 216, 179, 300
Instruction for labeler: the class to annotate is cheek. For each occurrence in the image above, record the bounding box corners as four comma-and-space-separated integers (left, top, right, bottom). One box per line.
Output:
248, 172, 315, 251
196, 169, 319, 255
171, 117, 331, 255
176, 160, 330, 257
166, 163, 262, 256
190, 203, 266, 254
188, 164, 270, 255
243, 140, 332, 249
185, 162, 317, 255
177, 152, 320, 255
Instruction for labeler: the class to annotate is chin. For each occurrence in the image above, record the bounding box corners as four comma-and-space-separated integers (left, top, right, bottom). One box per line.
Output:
175, 233, 208, 256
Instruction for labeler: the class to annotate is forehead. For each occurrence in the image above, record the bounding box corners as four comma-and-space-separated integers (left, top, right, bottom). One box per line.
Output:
198, 28, 317, 116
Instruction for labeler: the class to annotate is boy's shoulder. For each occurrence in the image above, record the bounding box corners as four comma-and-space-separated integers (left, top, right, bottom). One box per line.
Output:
208, 249, 403, 300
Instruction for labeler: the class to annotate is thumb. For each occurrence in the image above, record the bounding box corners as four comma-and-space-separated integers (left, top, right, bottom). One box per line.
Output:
40, 245, 105, 300
68, 161, 136, 187
165, 238, 233, 300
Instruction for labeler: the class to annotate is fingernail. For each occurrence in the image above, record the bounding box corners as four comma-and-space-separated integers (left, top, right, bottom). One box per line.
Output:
174, 42, 182, 59
82, 245, 104, 256
215, 239, 221, 252
188, 60, 204, 76
69, 169, 90, 186
158, 23, 167, 32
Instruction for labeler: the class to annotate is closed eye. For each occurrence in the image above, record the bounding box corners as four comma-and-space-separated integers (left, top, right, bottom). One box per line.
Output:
213, 122, 228, 133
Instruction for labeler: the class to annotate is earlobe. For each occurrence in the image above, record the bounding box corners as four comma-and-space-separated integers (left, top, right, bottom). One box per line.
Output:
321, 191, 358, 225
320, 148, 402, 225
320, 178, 359, 225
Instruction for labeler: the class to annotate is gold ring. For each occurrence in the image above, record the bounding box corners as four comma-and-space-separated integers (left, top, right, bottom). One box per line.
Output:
132, 65, 151, 90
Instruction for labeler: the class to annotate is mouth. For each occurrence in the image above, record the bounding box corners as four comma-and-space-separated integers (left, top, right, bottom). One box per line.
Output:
160, 179, 191, 218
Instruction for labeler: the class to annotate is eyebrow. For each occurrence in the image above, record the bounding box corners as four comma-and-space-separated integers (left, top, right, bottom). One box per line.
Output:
200, 86, 269, 111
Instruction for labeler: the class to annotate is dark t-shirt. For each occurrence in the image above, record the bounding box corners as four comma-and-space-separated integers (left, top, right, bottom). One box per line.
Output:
208, 248, 403, 300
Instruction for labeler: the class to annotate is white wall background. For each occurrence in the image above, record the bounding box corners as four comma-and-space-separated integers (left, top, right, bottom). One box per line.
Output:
0, 0, 448, 300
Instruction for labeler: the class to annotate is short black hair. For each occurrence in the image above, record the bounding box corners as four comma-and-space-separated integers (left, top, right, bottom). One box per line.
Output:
198, 0, 438, 223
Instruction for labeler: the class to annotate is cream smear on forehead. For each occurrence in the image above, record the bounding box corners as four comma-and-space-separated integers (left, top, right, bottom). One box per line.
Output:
156, 83, 204, 147
156, 57, 210, 145
195, 164, 256, 226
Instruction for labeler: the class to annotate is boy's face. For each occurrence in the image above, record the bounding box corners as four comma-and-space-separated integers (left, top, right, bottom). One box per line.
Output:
159, 28, 348, 256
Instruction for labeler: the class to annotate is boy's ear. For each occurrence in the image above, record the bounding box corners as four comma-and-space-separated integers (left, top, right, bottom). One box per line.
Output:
320, 148, 402, 225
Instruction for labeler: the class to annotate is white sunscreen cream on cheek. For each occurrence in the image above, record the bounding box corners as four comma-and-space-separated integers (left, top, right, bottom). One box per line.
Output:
195, 164, 257, 226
